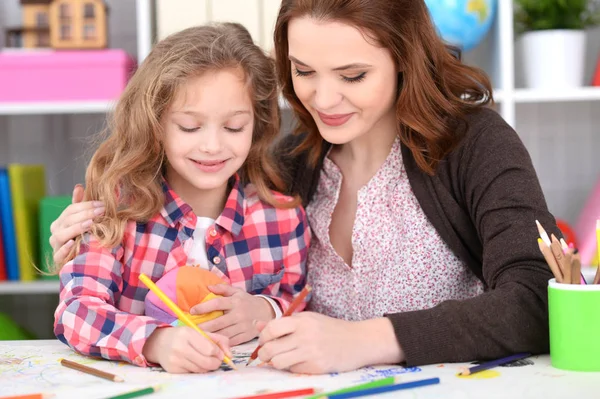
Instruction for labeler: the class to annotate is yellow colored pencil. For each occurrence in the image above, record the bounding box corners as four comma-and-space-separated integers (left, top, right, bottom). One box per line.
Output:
138, 273, 236, 369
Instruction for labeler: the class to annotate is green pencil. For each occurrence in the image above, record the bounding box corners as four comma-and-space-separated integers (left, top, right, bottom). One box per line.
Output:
305, 377, 398, 399
105, 385, 161, 399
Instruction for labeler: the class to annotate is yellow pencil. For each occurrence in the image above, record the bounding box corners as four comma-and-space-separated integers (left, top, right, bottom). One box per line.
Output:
138, 273, 236, 369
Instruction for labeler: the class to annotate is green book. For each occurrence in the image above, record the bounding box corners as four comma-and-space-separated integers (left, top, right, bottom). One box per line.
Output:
8, 164, 45, 281
39, 196, 72, 279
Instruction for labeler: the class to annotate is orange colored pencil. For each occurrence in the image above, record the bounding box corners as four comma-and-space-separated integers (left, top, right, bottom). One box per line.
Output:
60, 358, 124, 382
247, 285, 312, 365
0, 394, 54, 399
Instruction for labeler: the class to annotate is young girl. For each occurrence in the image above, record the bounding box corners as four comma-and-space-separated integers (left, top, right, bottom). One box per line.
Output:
53, 23, 310, 374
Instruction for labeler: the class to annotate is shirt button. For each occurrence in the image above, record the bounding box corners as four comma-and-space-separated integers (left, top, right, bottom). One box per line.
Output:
209, 229, 217, 237
213, 256, 221, 265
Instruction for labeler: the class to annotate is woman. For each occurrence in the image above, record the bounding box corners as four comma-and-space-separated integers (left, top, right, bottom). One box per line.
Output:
49, 0, 557, 374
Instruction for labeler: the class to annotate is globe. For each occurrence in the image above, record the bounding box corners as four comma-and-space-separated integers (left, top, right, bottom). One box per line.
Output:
425, 0, 497, 52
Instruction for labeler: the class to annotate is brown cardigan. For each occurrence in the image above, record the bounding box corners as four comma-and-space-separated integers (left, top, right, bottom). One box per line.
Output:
275, 106, 556, 366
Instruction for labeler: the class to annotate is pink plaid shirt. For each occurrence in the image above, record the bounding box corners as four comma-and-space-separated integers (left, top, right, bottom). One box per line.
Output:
54, 177, 310, 366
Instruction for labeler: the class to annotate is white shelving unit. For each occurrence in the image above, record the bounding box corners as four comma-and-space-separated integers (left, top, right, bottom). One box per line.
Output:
488, 1, 600, 126
0, 0, 152, 116
0, 0, 154, 294
0, 280, 59, 295
0, 101, 114, 115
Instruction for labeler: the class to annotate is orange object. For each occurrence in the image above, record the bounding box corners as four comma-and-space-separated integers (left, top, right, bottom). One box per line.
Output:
0, 394, 54, 399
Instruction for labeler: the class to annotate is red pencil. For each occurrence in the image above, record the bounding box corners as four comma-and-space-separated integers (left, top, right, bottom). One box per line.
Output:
232, 388, 316, 399
247, 285, 312, 365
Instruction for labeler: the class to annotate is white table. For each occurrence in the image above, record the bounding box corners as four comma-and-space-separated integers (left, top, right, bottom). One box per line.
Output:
1, 340, 598, 399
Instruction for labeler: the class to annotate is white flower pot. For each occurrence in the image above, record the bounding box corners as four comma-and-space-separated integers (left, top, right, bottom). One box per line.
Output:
519, 30, 587, 89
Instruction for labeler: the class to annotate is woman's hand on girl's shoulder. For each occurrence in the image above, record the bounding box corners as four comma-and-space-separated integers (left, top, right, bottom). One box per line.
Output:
49, 184, 105, 264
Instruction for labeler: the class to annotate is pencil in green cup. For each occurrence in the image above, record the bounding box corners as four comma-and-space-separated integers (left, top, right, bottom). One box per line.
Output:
105, 385, 160, 399
305, 377, 398, 399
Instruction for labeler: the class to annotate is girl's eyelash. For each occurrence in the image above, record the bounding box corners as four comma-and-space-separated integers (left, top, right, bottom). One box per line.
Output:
178, 125, 243, 133
178, 125, 199, 133
225, 127, 243, 133
342, 72, 367, 83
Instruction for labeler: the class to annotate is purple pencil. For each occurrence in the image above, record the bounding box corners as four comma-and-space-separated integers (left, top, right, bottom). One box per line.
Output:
459, 353, 531, 376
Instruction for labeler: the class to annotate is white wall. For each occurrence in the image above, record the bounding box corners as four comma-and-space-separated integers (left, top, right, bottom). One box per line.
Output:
156, 0, 281, 51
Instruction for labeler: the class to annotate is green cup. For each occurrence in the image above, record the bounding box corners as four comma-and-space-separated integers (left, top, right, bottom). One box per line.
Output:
548, 278, 600, 371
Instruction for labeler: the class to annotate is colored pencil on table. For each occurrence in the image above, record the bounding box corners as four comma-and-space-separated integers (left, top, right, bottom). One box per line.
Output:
594, 220, 600, 285
458, 352, 530, 376
138, 274, 236, 370
324, 377, 440, 399
104, 386, 160, 399
231, 387, 316, 399
305, 377, 399, 399
59, 358, 124, 382
537, 238, 563, 283
247, 285, 312, 365
0, 394, 54, 399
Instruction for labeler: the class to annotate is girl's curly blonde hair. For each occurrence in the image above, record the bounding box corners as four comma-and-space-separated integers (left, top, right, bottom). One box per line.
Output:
58, 23, 294, 270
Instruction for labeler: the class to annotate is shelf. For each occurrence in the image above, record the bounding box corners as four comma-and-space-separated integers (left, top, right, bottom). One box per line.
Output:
513, 87, 600, 103
0, 101, 115, 115
0, 280, 59, 295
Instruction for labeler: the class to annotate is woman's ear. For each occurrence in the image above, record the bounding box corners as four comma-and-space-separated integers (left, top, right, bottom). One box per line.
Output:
396, 71, 404, 99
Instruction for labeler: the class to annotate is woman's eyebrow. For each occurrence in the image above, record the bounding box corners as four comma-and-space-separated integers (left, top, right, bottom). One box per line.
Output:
289, 56, 372, 71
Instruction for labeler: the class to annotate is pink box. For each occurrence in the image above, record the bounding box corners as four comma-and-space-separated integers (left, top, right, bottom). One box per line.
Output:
0, 49, 136, 102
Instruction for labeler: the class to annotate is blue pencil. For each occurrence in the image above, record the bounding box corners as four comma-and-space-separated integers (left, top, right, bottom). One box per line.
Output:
459, 352, 531, 376
325, 377, 440, 399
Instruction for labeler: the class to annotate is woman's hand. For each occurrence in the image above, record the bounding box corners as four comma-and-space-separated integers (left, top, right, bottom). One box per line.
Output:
256, 312, 404, 374
142, 326, 231, 373
191, 285, 275, 346
49, 184, 105, 264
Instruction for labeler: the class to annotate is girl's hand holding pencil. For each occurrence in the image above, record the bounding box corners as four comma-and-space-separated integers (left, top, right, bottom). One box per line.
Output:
139, 273, 234, 373
142, 325, 231, 374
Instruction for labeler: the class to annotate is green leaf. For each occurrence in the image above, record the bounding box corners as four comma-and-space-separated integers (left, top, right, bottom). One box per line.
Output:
514, 0, 600, 32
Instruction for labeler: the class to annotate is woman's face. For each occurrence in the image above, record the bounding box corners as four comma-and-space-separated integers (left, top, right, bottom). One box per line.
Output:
287, 17, 398, 144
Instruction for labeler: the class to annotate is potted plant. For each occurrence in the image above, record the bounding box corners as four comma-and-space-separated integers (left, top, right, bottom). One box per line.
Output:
514, 0, 600, 89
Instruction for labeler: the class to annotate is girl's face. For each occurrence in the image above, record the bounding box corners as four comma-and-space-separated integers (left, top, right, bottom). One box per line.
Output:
287, 17, 399, 144
163, 67, 254, 199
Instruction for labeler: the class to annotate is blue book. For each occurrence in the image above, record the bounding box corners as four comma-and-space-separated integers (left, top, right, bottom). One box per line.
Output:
0, 168, 19, 280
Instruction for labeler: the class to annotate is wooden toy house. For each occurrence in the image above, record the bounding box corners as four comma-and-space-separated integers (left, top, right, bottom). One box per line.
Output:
6, 0, 108, 49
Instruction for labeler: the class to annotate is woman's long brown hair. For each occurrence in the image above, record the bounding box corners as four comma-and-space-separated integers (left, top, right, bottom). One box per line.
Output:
274, 0, 493, 174
58, 23, 294, 269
